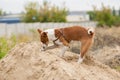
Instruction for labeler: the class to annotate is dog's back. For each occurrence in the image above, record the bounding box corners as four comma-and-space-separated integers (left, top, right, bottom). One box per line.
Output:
59, 26, 94, 42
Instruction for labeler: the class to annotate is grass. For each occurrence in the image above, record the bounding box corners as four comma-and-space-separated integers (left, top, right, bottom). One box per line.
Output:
115, 66, 120, 72
0, 29, 39, 59
0, 35, 17, 59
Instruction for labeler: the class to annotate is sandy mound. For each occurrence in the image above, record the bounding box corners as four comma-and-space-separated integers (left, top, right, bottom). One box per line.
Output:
0, 42, 120, 80
91, 46, 120, 68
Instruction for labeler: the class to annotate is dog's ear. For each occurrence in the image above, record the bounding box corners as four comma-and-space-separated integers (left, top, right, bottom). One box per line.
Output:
37, 29, 42, 34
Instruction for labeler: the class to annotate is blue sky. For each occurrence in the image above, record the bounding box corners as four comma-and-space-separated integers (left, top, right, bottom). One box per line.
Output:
0, 0, 120, 14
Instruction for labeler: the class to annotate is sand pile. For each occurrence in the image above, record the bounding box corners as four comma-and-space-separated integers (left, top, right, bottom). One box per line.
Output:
0, 42, 120, 80
91, 46, 120, 69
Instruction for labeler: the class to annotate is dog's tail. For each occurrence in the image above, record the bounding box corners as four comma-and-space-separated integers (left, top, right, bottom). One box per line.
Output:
87, 28, 94, 36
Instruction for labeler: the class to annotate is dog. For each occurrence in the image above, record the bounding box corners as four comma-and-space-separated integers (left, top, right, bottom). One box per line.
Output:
37, 26, 95, 63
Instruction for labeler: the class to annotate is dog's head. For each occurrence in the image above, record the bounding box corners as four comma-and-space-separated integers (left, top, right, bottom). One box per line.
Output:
37, 29, 49, 50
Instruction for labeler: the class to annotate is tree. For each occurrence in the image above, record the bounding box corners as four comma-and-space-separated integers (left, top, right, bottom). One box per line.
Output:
87, 11, 96, 20
95, 5, 114, 26
22, 2, 40, 22
112, 7, 116, 16
22, 1, 68, 22
119, 7, 120, 16
87, 4, 120, 27
0, 9, 3, 16
39, 1, 67, 22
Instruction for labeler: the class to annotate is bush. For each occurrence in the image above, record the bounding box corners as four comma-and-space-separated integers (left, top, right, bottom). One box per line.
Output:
88, 4, 120, 27
0, 9, 3, 16
22, 1, 68, 22
21, 2, 40, 22
0, 35, 17, 59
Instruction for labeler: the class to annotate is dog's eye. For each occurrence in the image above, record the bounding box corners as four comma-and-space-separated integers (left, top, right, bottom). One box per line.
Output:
42, 35, 46, 37
43, 32, 47, 35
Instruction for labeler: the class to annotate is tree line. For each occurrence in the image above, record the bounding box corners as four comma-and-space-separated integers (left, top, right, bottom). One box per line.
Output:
1, 2, 120, 27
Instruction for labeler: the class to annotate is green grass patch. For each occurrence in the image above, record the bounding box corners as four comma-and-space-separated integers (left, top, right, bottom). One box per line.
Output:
115, 66, 120, 71
0, 29, 39, 59
0, 35, 17, 59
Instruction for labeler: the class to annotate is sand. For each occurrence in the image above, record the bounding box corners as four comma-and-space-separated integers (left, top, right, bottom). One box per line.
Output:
0, 42, 120, 80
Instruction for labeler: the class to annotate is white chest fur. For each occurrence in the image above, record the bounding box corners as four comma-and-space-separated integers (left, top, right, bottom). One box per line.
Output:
44, 29, 56, 41
44, 29, 63, 46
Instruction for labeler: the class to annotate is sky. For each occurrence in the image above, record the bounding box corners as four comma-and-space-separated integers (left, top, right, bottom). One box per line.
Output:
0, 0, 120, 14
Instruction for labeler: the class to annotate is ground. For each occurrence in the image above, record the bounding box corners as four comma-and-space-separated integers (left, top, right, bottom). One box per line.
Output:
0, 42, 120, 80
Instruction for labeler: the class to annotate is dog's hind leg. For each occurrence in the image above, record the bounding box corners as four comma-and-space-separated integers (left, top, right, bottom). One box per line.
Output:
78, 39, 92, 63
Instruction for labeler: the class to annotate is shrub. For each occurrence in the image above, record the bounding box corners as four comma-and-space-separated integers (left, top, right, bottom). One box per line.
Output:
0, 9, 3, 16
88, 4, 120, 27
22, 1, 68, 22
0, 35, 17, 59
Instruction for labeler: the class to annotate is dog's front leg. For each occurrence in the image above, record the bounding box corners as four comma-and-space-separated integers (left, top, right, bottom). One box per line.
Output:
58, 36, 70, 57
53, 41, 59, 46
59, 46, 68, 57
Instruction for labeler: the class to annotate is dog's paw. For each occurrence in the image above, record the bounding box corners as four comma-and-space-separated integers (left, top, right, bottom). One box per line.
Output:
57, 53, 64, 58
77, 58, 83, 64
40, 48, 45, 52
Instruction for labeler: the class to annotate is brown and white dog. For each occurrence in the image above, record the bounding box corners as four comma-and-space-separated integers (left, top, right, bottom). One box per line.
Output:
37, 26, 95, 63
